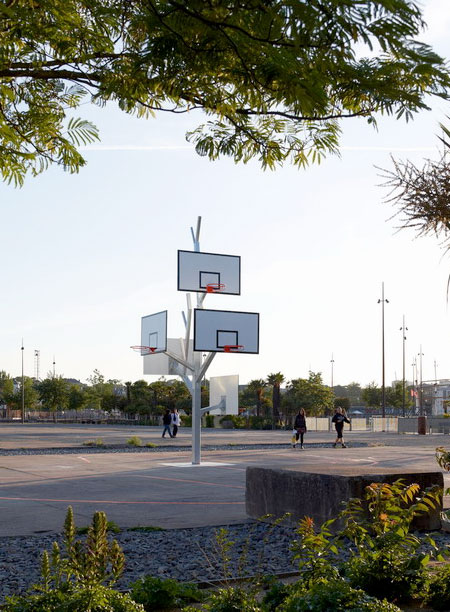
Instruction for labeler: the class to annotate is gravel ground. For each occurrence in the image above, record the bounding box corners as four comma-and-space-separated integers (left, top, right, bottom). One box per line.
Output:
0, 440, 442, 604
0, 522, 296, 600
2, 519, 450, 601
0, 442, 368, 456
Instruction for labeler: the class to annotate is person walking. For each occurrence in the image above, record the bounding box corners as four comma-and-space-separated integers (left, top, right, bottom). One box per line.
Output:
171, 408, 181, 438
293, 408, 307, 449
162, 409, 173, 438
331, 407, 351, 448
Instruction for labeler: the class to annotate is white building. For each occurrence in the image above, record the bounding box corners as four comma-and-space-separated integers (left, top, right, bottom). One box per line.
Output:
422, 380, 450, 415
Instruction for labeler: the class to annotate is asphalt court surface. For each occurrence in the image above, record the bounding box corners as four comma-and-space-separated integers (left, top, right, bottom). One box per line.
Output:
0, 426, 450, 536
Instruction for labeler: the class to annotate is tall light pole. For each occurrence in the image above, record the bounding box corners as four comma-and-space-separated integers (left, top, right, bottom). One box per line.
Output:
400, 316, 408, 417
418, 346, 424, 416
330, 353, 335, 392
378, 282, 389, 419
411, 357, 417, 411
411, 356, 418, 413
434, 360, 438, 415
21, 339, 25, 424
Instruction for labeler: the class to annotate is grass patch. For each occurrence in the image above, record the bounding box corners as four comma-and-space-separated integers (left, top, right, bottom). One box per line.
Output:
127, 436, 142, 447
127, 526, 164, 532
83, 438, 104, 447
145, 442, 157, 448
77, 520, 121, 535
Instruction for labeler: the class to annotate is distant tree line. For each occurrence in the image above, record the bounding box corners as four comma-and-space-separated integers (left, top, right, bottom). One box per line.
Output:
0, 369, 414, 418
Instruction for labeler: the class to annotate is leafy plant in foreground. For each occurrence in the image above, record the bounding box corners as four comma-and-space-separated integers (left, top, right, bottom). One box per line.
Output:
183, 587, 261, 612
3, 507, 142, 612
260, 577, 295, 611
279, 579, 401, 612
338, 480, 443, 603
426, 563, 450, 611
129, 576, 203, 611
290, 516, 340, 588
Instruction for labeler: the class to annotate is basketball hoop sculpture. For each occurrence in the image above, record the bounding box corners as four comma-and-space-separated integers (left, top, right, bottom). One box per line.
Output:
132, 216, 259, 465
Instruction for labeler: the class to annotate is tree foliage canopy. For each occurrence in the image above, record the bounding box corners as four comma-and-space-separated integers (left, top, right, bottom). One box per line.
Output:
283, 371, 334, 416
1, 0, 449, 184
382, 123, 450, 266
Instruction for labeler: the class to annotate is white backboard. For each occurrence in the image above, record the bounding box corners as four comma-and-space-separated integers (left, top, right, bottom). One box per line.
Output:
178, 250, 241, 295
193, 309, 259, 353
141, 310, 167, 354
143, 338, 193, 375
210, 374, 239, 415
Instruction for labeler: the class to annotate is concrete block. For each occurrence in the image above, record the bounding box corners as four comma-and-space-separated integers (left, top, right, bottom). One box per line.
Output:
246, 468, 443, 531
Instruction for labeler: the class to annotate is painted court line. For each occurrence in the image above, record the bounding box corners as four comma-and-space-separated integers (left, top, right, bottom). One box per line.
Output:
137, 474, 245, 489
159, 462, 234, 467
0, 496, 244, 506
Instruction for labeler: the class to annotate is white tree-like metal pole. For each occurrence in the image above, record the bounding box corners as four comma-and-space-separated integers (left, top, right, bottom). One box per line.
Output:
157, 217, 231, 464
187, 217, 216, 464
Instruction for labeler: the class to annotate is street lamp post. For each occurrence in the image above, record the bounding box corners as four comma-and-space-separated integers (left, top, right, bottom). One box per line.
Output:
330, 353, 335, 392
417, 346, 426, 435
400, 316, 408, 417
418, 346, 424, 416
378, 282, 389, 419
21, 339, 25, 424
411, 357, 417, 411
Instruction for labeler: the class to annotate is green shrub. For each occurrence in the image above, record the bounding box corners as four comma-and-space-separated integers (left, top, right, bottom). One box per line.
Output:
83, 438, 104, 446
127, 526, 163, 532
130, 576, 203, 610
426, 563, 450, 610
183, 415, 192, 427
436, 446, 450, 470
291, 517, 340, 588
219, 415, 246, 429
279, 580, 401, 612
260, 577, 293, 611
343, 546, 428, 603
205, 414, 215, 428
3, 508, 140, 611
4, 584, 144, 611
188, 587, 260, 612
127, 436, 142, 447
145, 442, 157, 448
248, 416, 270, 430
77, 519, 120, 535
337, 480, 441, 603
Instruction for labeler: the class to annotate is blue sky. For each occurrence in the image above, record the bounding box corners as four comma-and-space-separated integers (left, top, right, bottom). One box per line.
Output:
2, 0, 450, 388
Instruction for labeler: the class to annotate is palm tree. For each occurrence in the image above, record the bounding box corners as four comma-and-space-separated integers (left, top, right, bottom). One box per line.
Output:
267, 372, 285, 424
247, 379, 267, 417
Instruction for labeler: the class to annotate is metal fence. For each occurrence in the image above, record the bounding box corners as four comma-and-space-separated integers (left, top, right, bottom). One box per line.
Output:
3, 410, 450, 433
0, 409, 155, 424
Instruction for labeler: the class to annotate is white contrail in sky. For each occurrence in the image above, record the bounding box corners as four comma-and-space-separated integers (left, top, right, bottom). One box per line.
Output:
81, 144, 191, 151
81, 144, 437, 153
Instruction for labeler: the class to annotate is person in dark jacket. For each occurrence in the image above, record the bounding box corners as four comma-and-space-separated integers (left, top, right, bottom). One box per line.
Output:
331, 407, 351, 448
162, 409, 173, 438
293, 408, 307, 449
